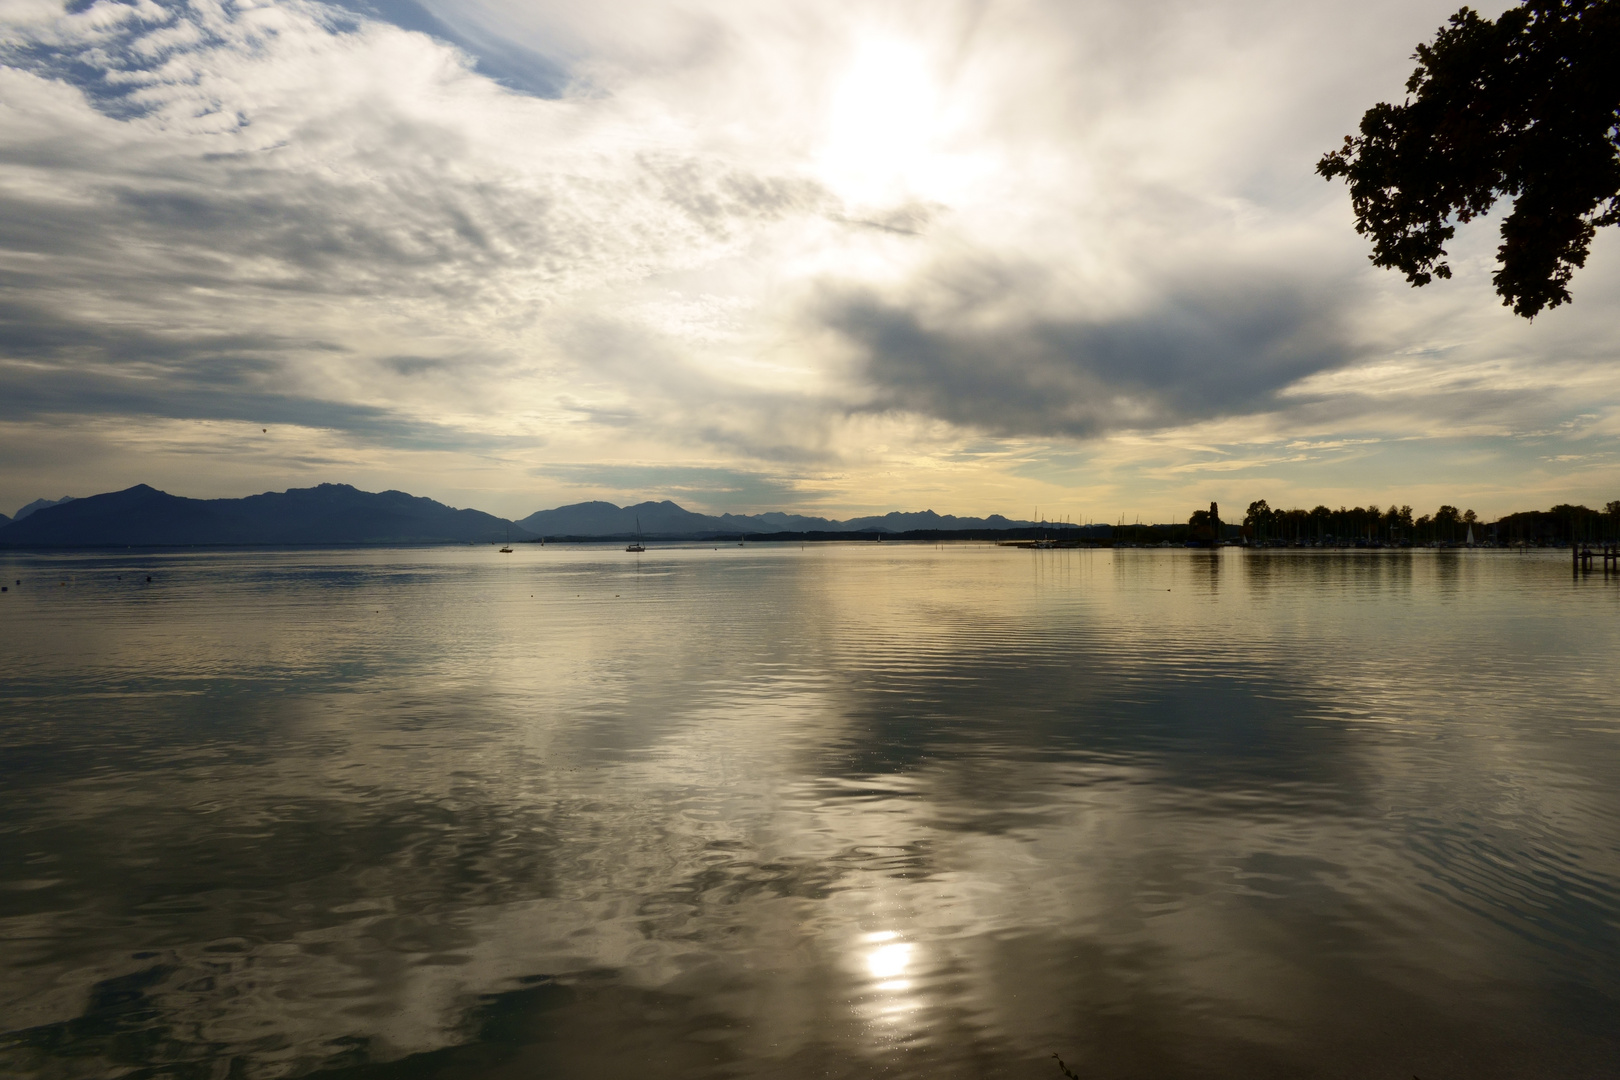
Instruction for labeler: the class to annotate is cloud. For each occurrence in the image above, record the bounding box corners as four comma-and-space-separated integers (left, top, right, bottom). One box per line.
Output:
532, 462, 811, 510
0, 295, 515, 449
0, 0, 842, 472
818, 265, 1360, 438
0, 0, 1616, 517
0, 0, 833, 306
324, 0, 570, 97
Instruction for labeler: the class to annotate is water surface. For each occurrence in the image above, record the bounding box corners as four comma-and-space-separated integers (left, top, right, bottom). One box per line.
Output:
1, 545, 1617, 1078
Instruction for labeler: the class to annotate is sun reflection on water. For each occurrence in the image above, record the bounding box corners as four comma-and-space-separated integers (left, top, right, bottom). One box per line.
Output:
866, 933, 914, 990
858, 930, 925, 1040
3, 547, 1619, 1077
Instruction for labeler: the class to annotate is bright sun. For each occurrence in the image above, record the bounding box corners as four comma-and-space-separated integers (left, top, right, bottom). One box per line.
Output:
819, 38, 948, 206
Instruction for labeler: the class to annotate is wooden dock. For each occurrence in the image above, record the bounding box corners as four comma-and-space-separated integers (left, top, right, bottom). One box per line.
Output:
1573, 544, 1619, 573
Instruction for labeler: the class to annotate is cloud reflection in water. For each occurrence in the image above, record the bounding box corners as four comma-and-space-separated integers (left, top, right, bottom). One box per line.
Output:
0, 545, 1617, 1078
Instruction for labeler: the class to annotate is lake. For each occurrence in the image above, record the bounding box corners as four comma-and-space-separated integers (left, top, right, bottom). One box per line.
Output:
1, 544, 1617, 1079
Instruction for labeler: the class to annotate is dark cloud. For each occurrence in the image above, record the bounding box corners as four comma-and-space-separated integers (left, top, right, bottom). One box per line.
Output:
97, 177, 561, 301
0, 364, 515, 450
381, 355, 449, 376
0, 303, 523, 451
835, 201, 941, 236
819, 268, 1361, 436
639, 154, 829, 237
0, 300, 338, 367
0, 167, 564, 310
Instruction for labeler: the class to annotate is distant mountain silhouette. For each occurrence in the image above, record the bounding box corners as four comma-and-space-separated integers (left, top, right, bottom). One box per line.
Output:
518, 500, 724, 536
519, 500, 1035, 536
837, 509, 1030, 533
0, 483, 1058, 546
12, 495, 74, 521
0, 484, 532, 547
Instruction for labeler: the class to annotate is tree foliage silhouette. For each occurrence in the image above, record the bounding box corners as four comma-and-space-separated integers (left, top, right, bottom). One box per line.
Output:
1317, 1, 1620, 317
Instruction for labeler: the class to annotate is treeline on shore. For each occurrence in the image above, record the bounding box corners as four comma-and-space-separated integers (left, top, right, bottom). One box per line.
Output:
552, 501, 1620, 547
1160, 498, 1620, 547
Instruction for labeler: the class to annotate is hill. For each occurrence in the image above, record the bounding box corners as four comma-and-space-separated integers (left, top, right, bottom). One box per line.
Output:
518, 501, 1035, 536
517, 500, 729, 536
12, 495, 74, 521
0, 485, 1052, 546
0, 484, 532, 547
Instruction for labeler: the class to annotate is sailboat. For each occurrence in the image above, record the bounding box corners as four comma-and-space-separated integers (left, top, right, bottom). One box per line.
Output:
626, 515, 645, 553
499, 524, 513, 553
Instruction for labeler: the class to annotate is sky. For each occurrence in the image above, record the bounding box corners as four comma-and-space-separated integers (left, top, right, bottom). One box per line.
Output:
1, 0, 1617, 523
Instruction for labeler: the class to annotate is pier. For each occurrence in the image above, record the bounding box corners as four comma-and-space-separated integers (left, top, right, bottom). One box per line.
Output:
1573, 544, 1619, 573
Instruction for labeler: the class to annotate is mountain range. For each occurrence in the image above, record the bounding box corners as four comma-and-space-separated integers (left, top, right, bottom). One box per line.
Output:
516, 500, 1034, 537
9, 495, 74, 523
0, 484, 1055, 546
0, 484, 531, 546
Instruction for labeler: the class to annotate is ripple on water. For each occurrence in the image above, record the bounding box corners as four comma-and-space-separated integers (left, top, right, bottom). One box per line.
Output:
0, 546, 1617, 1078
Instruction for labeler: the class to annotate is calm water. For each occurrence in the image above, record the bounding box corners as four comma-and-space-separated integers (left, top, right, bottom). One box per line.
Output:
1, 545, 1617, 1079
